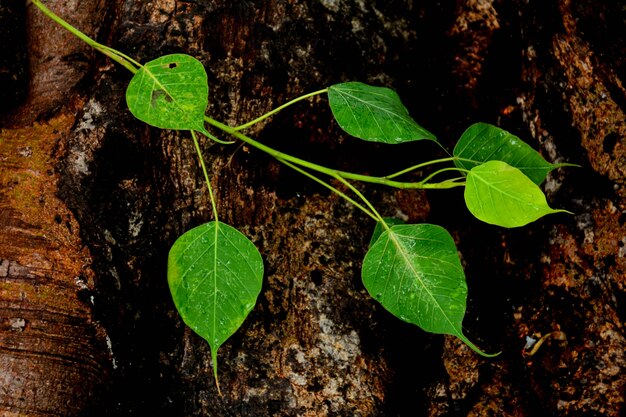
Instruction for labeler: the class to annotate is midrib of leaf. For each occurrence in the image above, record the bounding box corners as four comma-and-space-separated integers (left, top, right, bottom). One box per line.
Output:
334, 88, 409, 134
212, 221, 219, 346
334, 91, 365, 134
210, 221, 221, 395
456, 127, 553, 173
143, 65, 197, 129
462, 144, 545, 172
467, 142, 507, 164
470, 169, 547, 210
386, 229, 460, 334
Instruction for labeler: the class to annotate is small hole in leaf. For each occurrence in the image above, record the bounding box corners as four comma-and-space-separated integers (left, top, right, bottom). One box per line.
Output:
151, 89, 165, 108
169, 62, 177, 69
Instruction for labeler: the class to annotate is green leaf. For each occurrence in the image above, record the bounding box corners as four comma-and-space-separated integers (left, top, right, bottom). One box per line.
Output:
362, 223, 495, 356
167, 221, 264, 392
464, 160, 569, 227
453, 123, 558, 184
328, 82, 437, 143
126, 54, 209, 134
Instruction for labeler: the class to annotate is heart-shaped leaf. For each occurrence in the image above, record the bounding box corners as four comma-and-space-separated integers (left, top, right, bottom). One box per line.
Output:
362, 223, 495, 356
126, 54, 209, 134
328, 82, 436, 143
167, 221, 264, 392
454, 123, 558, 184
464, 160, 569, 227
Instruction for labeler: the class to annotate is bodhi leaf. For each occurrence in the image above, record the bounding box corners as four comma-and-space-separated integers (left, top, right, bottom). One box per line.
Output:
167, 221, 264, 393
362, 223, 496, 356
126, 54, 210, 135
465, 160, 569, 227
453, 123, 559, 184
328, 82, 437, 143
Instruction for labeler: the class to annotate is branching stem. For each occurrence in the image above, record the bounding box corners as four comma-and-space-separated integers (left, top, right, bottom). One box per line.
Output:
30, 0, 470, 193
205, 116, 465, 190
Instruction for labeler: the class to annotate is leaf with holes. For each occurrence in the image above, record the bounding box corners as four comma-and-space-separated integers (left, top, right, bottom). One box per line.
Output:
362, 223, 496, 356
453, 123, 560, 184
328, 82, 436, 143
126, 54, 210, 134
464, 160, 570, 227
167, 221, 264, 391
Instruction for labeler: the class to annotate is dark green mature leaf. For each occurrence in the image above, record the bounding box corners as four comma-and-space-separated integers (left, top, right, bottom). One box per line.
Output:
328, 82, 436, 143
167, 221, 264, 389
453, 123, 558, 184
362, 223, 495, 356
126, 54, 209, 134
465, 160, 568, 227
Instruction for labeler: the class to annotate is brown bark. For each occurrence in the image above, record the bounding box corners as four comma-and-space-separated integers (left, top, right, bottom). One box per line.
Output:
0, 1, 110, 416
0, 0, 624, 416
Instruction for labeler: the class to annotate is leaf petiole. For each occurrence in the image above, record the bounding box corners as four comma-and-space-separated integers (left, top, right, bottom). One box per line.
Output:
417, 167, 469, 186
384, 156, 459, 179
332, 176, 389, 230
191, 130, 219, 222
277, 158, 380, 223
233, 89, 329, 131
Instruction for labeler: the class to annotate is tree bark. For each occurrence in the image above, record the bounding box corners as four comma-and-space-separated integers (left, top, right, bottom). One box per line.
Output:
0, 0, 624, 416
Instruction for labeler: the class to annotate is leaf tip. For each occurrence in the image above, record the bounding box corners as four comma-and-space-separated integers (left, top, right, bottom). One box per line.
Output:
477, 349, 502, 358
211, 349, 223, 397
555, 162, 582, 169
457, 333, 500, 358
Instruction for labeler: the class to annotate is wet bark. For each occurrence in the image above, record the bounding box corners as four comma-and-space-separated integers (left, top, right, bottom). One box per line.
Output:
0, 0, 624, 416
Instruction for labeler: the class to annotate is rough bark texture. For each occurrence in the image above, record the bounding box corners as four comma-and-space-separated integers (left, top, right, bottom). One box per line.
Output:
0, 0, 624, 416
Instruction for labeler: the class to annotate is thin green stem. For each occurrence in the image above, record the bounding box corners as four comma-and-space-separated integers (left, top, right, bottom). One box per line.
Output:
205, 116, 462, 190
333, 176, 389, 231
277, 158, 379, 223
30, 0, 140, 74
191, 131, 219, 222
385, 156, 487, 180
233, 89, 329, 131
418, 167, 468, 186
384, 157, 458, 179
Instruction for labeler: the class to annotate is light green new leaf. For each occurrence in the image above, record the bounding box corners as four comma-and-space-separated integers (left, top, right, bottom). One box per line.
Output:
328, 82, 437, 143
126, 54, 209, 134
167, 221, 264, 391
362, 223, 495, 356
453, 123, 558, 184
465, 160, 569, 227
